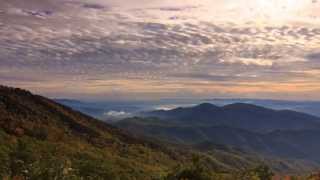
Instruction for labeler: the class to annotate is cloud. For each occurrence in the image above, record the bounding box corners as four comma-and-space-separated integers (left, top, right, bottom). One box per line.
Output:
0, 74, 44, 82
6, 7, 54, 18
1, 0, 320, 100
103, 110, 131, 119
221, 58, 274, 67
6, 8, 28, 16
306, 52, 320, 61
152, 5, 199, 12
171, 73, 237, 81
25, 10, 54, 18
82, 3, 108, 10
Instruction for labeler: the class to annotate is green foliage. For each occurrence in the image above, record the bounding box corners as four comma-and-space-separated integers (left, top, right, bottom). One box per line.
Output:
234, 165, 274, 180
165, 156, 276, 180
165, 155, 226, 180
165, 165, 211, 179
0, 149, 9, 179
253, 165, 274, 180
9, 140, 36, 179
72, 153, 118, 180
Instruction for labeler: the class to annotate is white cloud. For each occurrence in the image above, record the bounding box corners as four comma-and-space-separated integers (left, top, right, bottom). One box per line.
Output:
221, 58, 274, 67
104, 110, 131, 118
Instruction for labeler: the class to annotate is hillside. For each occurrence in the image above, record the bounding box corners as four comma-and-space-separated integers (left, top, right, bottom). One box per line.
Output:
0, 85, 289, 179
117, 118, 320, 161
0, 85, 190, 179
116, 103, 320, 165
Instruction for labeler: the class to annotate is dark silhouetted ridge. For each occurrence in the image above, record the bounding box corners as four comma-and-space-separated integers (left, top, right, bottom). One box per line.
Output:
193, 103, 219, 112
146, 102, 320, 132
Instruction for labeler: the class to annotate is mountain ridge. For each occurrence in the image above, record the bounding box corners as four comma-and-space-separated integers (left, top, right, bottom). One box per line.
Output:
143, 102, 320, 132
116, 103, 320, 165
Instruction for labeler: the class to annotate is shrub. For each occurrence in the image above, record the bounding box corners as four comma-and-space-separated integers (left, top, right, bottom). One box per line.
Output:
165, 155, 213, 180
9, 140, 36, 179
235, 165, 274, 180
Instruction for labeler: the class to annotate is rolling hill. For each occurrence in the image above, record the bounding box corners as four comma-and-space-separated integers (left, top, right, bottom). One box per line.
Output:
142, 103, 320, 132
116, 103, 320, 165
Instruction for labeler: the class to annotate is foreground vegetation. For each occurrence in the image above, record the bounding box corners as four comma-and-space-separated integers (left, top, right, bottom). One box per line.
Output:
0, 127, 276, 180
1, 136, 319, 180
0, 132, 276, 180
0, 118, 277, 180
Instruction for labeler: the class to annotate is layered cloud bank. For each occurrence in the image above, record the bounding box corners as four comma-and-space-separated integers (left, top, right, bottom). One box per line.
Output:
1, 0, 320, 100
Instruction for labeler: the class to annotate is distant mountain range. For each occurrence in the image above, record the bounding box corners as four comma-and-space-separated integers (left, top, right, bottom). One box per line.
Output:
55, 98, 320, 122
116, 103, 320, 163
142, 103, 320, 132
54, 99, 320, 164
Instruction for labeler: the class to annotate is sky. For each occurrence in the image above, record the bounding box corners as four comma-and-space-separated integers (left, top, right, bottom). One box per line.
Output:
1, 0, 320, 100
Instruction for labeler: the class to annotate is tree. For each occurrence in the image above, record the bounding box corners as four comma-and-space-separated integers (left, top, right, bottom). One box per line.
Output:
235, 165, 274, 180
253, 165, 274, 180
165, 155, 212, 180
72, 153, 118, 180
9, 140, 36, 179
0, 148, 10, 179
